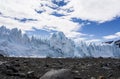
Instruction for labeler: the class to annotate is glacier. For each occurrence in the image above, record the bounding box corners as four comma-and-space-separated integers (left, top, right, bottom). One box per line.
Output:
0, 26, 120, 58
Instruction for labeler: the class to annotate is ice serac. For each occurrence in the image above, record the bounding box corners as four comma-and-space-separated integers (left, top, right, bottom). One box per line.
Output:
0, 27, 75, 57
75, 41, 120, 58
0, 26, 120, 58
50, 32, 75, 57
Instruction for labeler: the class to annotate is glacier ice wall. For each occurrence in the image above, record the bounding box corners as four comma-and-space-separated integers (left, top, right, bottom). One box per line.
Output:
74, 42, 120, 58
0, 26, 120, 58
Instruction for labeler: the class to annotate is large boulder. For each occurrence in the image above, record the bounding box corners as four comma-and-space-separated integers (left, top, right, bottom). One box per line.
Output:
40, 69, 73, 79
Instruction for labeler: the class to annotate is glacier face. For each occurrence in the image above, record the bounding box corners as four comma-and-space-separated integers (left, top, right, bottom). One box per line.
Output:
0, 26, 120, 58
0, 26, 75, 57
74, 42, 120, 58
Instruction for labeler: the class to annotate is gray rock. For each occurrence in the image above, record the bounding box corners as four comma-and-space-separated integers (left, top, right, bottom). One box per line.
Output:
12, 73, 26, 77
27, 71, 34, 77
0, 61, 7, 65
102, 66, 111, 70
91, 77, 96, 79
117, 77, 120, 79
40, 69, 73, 79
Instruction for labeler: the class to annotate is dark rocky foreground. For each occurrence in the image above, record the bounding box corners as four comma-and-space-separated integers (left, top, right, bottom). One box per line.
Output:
0, 56, 120, 79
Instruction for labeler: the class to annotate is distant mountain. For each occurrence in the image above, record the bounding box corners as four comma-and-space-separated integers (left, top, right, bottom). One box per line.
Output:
114, 40, 120, 48
0, 26, 120, 58
105, 40, 120, 48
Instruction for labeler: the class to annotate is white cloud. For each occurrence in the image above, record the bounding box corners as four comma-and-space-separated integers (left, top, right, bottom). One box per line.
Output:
66, 31, 87, 38
65, 0, 120, 22
0, 0, 120, 40
0, 0, 82, 37
74, 38, 87, 43
86, 39, 101, 42
103, 32, 120, 40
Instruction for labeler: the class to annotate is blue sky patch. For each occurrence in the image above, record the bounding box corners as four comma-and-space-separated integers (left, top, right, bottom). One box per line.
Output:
66, 8, 74, 13
14, 18, 37, 23
80, 18, 120, 39
26, 27, 57, 38
51, 12, 66, 17
51, 0, 69, 7
71, 17, 90, 25
0, 12, 2, 15
35, 9, 44, 14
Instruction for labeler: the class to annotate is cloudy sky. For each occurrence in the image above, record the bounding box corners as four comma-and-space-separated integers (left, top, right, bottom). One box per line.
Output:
0, 0, 120, 42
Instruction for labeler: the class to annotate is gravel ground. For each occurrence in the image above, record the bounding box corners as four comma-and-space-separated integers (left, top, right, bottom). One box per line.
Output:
0, 56, 120, 79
